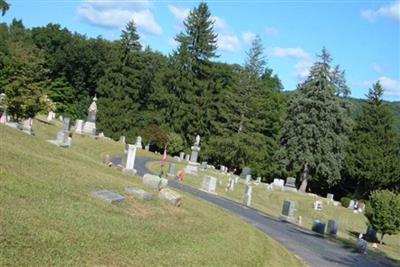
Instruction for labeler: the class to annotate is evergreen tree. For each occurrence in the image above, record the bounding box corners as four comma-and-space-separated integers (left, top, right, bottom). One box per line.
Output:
276, 48, 351, 191
342, 82, 400, 197
0, 0, 10, 16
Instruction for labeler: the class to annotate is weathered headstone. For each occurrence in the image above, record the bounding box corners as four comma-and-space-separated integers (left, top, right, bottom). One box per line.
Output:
0, 107, 7, 124
365, 225, 379, 242
159, 188, 182, 206
240, 167, 251, 178
125, 187, 154, 201
284, 177, 297, 192
91, 190, 125, 204
179, 152, 185, 161
348, 200, 355, 209
201, 175, 217, 194
280, 200, 295, 222
145, 144, 150, 151
233, 175, 240, 184
273, 178, 285, 189
135, 136, 143, 149
255, 177, 261, 184
47, 111, 55, 122
201, 161, 208, 170
20, 118, 33, 135
245, 174, 252, 184
143, 174, 168, 190
119, 136, 126, 144
168, 163, 176, 178
75, 119, 84, 134
63, 117, 71, 131
123, 144, 137, 174
243, 184, 252, 206
314, 200, 323, 211
184, 154, 190, 161
227, 178, 235, 191
312, 220, 326, 235
327, 193, 334, 203
327, 220, 338, 236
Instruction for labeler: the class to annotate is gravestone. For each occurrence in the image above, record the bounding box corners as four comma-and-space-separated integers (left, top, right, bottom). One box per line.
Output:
159, 188, 182, 206
48, 118, 71, 148
185, 154, 190, 161
284, 177, 297, 192
245, 174, 252, 184
233, 175, 240, 184
179, 152, 185, 161
83, 96, 97, 136
168, 163, 176, 178
243, 184, 252, 206
327, 220, 338, 236
125, 187, 154, 201
91, 190, 125, 204
227, 178, 235, 191
312, 220, 326, 235
267, 183, 273, 191
143, 174, 168, 190
47, 111, 55, 122
255, 177, 261, 184
314, 200, 323, 211
240, 167, 251, 178
201, 176, 217, 194
365, 226, 379, 242
0, 107, 7, 124
201, 161, 208, 170
135, 136, 143, 149
145, 144, 150, 151
98, 132, 105, 138
75, 119, 84, 134
119, 136, 126, 144
21, 118, 33, 135
327, 193, 334, 203
63, 117, 71, 131
280, 200, 295, 222
348, 200, 355, 209
273, 178, 285, 189
123, 144, 137, 174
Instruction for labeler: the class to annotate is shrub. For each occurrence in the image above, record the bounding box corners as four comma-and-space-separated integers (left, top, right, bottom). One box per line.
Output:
340, 197, 351, 208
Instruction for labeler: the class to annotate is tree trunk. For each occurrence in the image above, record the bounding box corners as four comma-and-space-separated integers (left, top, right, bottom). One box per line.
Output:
299, 163, 309, 192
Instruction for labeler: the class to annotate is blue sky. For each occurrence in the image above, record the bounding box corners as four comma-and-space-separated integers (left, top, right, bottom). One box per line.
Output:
2, 0, 399, 100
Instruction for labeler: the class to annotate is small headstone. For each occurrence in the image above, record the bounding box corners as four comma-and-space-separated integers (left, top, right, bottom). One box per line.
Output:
358, 202, 366, 213
20, 118, 33, 135
243, 184, 252, 206
168, 163, 176, 178
365, 226, 379, 242
185, 154, 190, 161
348, 200, 355, 209
245, 174, 252, 184
75, 119, 84, 134
143, 174, 168, 190
280, 200, 295, 222
98, 132, 105, 138
92, 190, 125, 204
233, 175, 240, 184
240, 167, 251, 178
145, 144, 150, 151
201, 175, 217, 194
135, 136, 143, 149
179, 152, 185, 161
63, 117, 71, 131
356, 235, 368, 254
273, 178, 285, 189
266, 183, 273, 191
47, 111, 55, 122
312, 220, 326, 235
255, 177, 261, 184
119, 136, 126, 144
103, 154, 111, 166
313, 200, 323, 211
227, 178, 235, 191
327, 220, 338, 236
125, 187, 154, 201
201, 161, 208, 170
123, 144, 137, 174
159, 188, 182, 206
283, 177, 297, 192
327, 193, 334, 202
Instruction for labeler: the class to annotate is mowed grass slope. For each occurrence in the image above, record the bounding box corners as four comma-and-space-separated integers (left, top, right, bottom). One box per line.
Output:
0, 119, 304, 267
147, 161, 400, 263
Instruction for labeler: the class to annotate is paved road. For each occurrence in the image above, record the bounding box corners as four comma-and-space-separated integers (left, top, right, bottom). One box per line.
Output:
119, 156, 394, 267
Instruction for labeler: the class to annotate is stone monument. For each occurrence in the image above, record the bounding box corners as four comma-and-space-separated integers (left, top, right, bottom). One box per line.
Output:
201, 175, 217, 194
135, 136, 143, 149
47, 117, 71, 148
243, 184, 252, 206
279, 200, 295, 222
283, 177, 297, 192
168, 163, 176, 178
75, 119, 84, 135
83, 96, 97, 136
184, 135, 201, 176
123, 144, 137, 174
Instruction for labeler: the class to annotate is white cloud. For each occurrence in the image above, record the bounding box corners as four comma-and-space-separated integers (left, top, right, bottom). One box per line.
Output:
268, 47, 313, 81
168, 5, 189, 21
217, 34, 241, 52
242, 32, 256, 45
268, 47, 310, 59
379, 76, 400, 96
77, 0, 162, 35
168, 37, 179, 48
265, 26, 279, 37
372, 63, 383, 73
212, 16, 229, 31
361, 0, 400, 22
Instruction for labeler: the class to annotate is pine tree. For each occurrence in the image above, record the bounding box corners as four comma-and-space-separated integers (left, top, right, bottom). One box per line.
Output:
276, 48, 351, 191
120, 20, 141, 65
0, 0, 10, 16
342, 82, 400, 197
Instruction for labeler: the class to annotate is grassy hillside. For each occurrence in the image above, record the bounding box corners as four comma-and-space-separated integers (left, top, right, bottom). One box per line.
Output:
147, 161, 400, 263
0, 118, 304, 267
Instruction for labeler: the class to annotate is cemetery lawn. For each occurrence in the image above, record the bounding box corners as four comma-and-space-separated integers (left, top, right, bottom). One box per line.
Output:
0, 119, 305, 267
147, 161, 400, 264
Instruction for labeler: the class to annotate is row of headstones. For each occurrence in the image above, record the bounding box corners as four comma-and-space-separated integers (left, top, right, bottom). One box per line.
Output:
92, 174, 182, 206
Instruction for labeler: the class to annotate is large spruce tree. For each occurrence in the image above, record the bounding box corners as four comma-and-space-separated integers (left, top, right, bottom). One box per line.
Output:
276, 48, 351, 191
342, 82, 400, 197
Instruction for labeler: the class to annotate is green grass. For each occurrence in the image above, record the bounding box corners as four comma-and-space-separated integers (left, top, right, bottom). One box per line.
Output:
147, 160, 400, 264
0, 117, 305, 267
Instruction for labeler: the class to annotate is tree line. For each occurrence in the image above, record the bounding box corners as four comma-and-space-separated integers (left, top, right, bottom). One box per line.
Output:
0, 2, 398, 199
